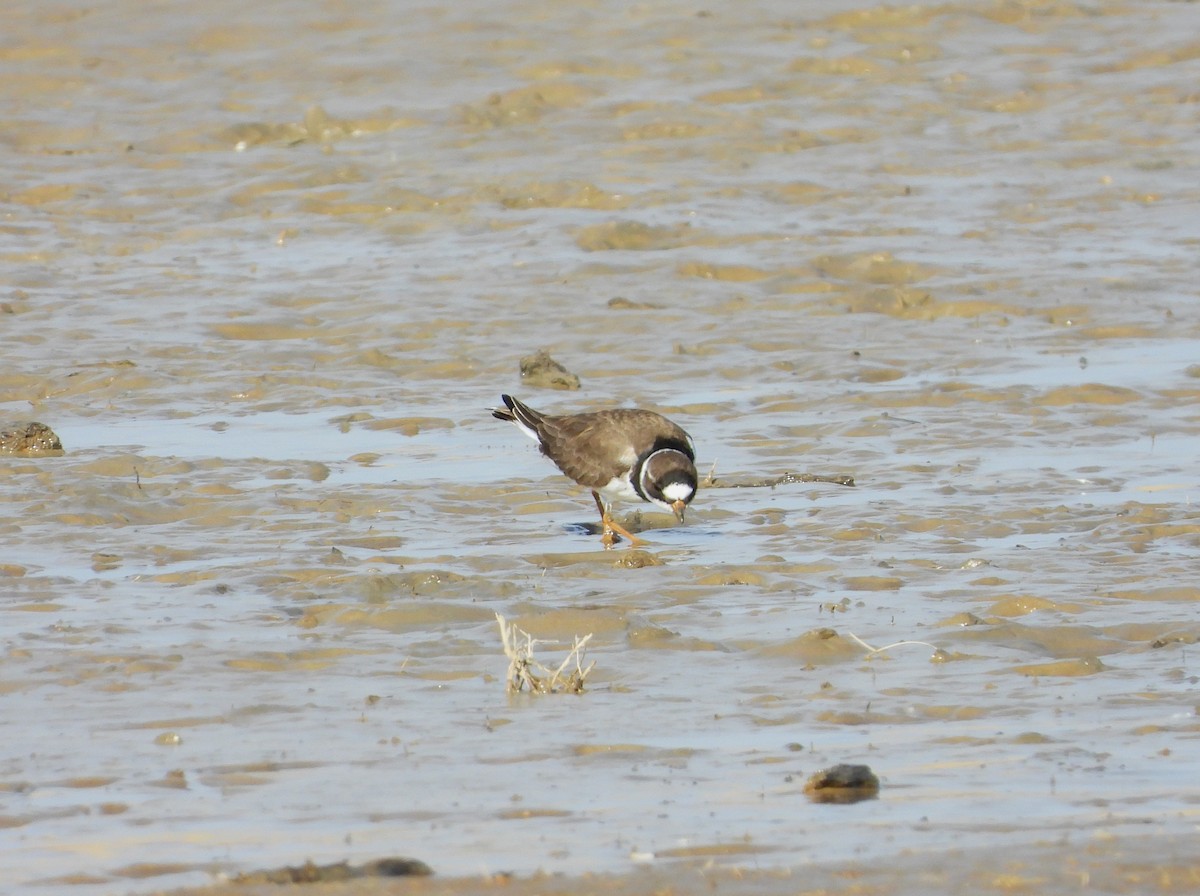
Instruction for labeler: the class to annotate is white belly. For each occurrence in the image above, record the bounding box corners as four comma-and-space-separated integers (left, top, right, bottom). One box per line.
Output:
597, 474, 640, 505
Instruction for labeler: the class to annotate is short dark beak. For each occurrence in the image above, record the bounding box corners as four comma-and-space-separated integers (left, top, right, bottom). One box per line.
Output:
671, 499, 686, 523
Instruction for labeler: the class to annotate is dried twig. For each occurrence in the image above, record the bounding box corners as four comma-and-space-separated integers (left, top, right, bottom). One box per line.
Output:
702, 463, 855, 489
496, 613, 595, 694
844, 630, 939, 658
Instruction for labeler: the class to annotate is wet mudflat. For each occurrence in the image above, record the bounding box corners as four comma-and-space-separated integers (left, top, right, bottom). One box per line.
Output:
2, 1, 1200, 894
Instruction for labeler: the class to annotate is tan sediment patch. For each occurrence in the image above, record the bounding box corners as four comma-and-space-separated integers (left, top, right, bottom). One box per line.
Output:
677, 262, 774, 282
1107, 586, 1200, 603
757, 628, 863, 664
620, 120, 710, 141
461, 82, 594, 128
497, 807, 572, 820
698, 85, 769, 104
9, 182, 88, 204
1011, 657, 1106, 677
1092, 41, 1200, 73
986, 595, 1085, 617
498, 182, 631, 210
834, 288, 1022, 319
1035, 383, 1142, 405
814, 252, 938, 285
303, 601, 496, 633
574, 220, 711, 252
364, 416, 456, 435
787, 55, 891, 78
820, 4, 945, 29
842, 575, 903, 591
653, 841, 777, 858
225, 647, 379, 673
519, 59, 641, 80
694, 568, 766, 587
507, 608, 629, 640
210, 321, 324, 341
222, 105, 413, 149
956, 623, 1126, 659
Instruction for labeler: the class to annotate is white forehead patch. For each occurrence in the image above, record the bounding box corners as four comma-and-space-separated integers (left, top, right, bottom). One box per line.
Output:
662, 481, 693, 502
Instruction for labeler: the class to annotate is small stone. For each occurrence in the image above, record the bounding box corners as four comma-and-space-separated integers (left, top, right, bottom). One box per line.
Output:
803, 763, 880, 804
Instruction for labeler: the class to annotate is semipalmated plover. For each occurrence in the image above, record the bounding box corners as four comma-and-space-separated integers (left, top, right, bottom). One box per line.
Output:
491, 394, 698, 547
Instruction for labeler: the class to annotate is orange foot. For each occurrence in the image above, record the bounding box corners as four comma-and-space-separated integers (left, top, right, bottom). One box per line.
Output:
592, 491, 647, 549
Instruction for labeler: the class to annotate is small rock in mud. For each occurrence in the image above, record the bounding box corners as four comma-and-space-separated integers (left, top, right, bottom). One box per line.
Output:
0, 421, 64, 456
804, 763, 880, 804
234, 856, 433, 884
607, 296, 662, 309
519, 349, 580, 390
614, 549, 663, 568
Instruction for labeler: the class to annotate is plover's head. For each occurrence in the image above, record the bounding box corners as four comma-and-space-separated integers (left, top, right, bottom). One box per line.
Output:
639, 448, 698, 521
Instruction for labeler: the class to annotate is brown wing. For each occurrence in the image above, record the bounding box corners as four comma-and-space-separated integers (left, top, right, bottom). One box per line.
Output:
536, 408, 693, 490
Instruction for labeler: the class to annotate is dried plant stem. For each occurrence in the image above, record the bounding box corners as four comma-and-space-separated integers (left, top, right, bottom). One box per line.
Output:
496, 613, 595, 694
844, 630, 938, 657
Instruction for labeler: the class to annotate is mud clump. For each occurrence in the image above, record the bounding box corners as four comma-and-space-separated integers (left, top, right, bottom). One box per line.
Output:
519, 349, 581, 390
234, 857, 432, 884
0, 421, 64, 456
804, 763, 880, 804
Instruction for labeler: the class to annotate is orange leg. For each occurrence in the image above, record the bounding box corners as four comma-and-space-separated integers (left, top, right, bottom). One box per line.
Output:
591, 491, 646, 548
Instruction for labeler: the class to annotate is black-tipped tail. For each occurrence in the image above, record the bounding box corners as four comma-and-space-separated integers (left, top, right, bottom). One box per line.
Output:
491, 393, 517, 423
494, 394, 544, 432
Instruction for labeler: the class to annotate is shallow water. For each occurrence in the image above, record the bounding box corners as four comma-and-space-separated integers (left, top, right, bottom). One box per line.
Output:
3, 0, 1200, 893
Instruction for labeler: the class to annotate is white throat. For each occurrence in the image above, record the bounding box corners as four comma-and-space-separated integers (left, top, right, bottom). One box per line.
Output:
661, 481, 693, 503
